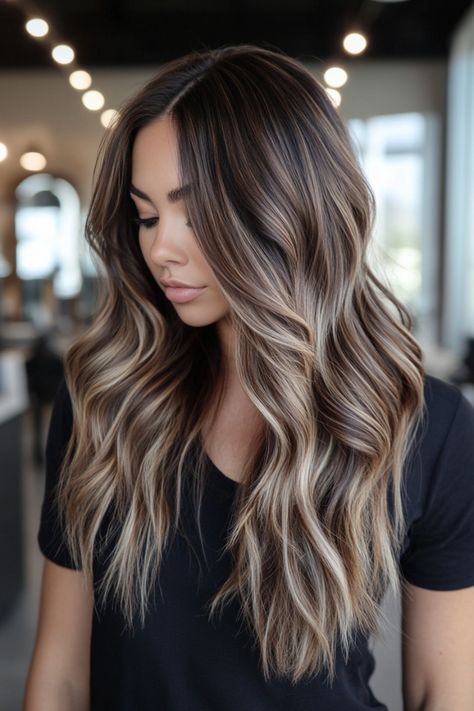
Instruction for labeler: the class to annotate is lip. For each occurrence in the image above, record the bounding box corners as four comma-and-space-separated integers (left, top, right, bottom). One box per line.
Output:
164, 286, 207, 303
161, 279, 202, 288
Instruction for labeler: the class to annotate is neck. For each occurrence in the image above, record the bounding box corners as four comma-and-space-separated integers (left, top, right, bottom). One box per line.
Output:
216, 316, 237, 378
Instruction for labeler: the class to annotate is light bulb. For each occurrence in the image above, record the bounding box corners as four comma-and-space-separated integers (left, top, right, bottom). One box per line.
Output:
343, 32, 368, 55
69, 70, 92, 90
325, 88, 341, 108
82, 90, 105, 111
20, 151, 47, 171
324, 67, 348, 89
100, 109, 119, 128
52, 44, 75, 65
25, 18, 49, 37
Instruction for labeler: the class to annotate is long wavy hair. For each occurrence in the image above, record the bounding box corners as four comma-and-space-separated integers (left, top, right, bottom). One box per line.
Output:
57, 44, 426, 684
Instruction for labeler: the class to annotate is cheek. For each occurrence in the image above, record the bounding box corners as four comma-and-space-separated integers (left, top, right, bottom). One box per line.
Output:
138, 235, 150, 262
193, 250, 218, 284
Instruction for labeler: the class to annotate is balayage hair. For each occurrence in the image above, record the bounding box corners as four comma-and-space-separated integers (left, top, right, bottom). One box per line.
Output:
57, 44, 426, 684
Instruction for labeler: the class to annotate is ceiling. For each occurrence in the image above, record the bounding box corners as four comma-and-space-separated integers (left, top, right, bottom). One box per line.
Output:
0, 0, 472, 68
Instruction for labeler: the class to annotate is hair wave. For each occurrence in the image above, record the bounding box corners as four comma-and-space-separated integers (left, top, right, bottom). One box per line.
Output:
57, 44, 426, 684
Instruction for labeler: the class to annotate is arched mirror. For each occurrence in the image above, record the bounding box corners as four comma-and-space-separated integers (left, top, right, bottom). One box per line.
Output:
14, 173, 83, 325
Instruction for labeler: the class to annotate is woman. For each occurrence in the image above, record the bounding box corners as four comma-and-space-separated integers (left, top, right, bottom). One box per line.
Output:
24, 44, 474, 710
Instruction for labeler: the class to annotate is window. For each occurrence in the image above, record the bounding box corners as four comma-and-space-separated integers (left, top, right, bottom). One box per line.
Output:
349, 112, 441, 345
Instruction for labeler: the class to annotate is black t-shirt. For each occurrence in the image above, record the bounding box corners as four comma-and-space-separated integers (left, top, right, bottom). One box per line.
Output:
37, 373, 474, 710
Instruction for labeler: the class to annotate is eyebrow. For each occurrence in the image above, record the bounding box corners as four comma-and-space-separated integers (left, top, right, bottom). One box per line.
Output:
129, 182, 192, 204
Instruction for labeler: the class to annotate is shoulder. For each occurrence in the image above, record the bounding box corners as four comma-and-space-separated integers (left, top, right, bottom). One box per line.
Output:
422, 372, 468, 430
53, 375, 72, 411
401, 372, 474, 534
417, 373, 474, 465
423, 371, 462, 406
400, 374, 474, 590
422, 372, 467, 421
46, 376, 73, 457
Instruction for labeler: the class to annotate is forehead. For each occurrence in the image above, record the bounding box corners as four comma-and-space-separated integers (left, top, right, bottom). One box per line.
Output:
131, 115, 179, 182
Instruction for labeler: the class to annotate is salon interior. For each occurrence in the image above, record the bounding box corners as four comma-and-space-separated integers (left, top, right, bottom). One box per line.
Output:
0, 0, 473, 709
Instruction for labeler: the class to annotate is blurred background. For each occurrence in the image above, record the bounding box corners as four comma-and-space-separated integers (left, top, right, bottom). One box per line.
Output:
0, 0, 473, 709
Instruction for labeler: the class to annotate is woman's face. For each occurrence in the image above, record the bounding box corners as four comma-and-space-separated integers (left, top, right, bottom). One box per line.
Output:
130, 115, 230, 329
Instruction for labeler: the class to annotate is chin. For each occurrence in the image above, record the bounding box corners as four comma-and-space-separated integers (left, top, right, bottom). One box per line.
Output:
174, 311, 220, 327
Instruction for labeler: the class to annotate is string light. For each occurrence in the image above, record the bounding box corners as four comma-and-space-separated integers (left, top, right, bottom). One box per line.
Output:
325, 88, 341, 108
69, 70, 92, 90
18, 2, 115, 128
52, 44, 75, 64
343, 32, 368, 55
25, 18, 49, 37
82, 90, 105, 111
0, 143, 8, 162
324, 67, 348, 88
100, 109, 120, 129
15, 1, 378, 132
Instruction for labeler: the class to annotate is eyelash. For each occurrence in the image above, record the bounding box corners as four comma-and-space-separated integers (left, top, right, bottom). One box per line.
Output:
130, 216, 193, 230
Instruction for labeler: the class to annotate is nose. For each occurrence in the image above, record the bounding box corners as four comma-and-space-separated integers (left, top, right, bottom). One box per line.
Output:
147, 218, 185, 268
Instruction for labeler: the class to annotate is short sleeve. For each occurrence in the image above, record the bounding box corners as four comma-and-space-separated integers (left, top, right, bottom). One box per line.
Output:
37, 377, 81, 570
400, 388, 474, 590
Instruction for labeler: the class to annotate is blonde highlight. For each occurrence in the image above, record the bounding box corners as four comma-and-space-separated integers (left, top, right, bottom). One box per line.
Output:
56, 44, 426, 685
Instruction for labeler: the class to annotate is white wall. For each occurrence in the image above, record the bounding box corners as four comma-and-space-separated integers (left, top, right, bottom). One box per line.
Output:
0, 59, 446, 205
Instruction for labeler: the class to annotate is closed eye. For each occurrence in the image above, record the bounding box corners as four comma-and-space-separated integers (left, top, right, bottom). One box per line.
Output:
131, 216, 158, 230
130, 216, 193, 230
